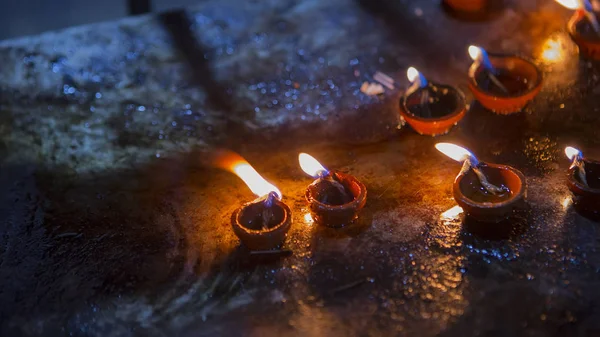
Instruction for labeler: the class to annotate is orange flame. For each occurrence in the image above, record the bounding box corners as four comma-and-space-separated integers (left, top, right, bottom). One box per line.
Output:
298, 153, 328, 178
468, 45, 482, 61
435, 143, 474, 162
565, 146, 582, 161
213, 150, 281, 198
554, 0, 580, 10
407, 67, 420, 82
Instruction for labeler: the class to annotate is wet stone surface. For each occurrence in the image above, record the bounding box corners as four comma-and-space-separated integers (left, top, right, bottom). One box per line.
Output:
1, 0, 600, 336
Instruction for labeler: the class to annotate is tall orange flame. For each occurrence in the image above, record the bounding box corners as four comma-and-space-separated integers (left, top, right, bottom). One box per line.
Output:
213, 150, 282, 198
554, 0, 580, 10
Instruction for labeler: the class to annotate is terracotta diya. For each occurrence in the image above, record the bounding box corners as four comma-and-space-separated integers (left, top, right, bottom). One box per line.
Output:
436, 143, 527, 222
400, 66, 467, 136
298, 153, 367, 227
564, 146, 600, 213
467, 45, 542, 114
556, 0, 600, 60
216, 151, 292, 250
441, 0, 502, 21
443, 0, 486, 13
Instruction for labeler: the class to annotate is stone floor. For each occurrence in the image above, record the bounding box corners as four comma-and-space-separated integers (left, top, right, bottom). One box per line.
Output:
1, 0, 600, 336
0, 0, 202, 40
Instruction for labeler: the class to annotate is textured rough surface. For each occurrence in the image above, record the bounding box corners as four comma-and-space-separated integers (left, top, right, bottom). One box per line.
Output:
1, 0, 600, 336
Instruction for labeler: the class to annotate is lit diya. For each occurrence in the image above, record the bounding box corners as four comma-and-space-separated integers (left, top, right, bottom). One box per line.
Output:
564, 146, 600, 212
436, 143, 527, 222
442, 0, 488, 18
467, 45, 542, 114
556, 0, 600, 60
298, 153, 367, 227
215, 151, 292, 250
400, 66, 467, 136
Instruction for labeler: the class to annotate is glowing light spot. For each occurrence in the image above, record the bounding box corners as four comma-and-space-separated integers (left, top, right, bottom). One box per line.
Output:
554, 0, 580, 10
441, 205, 464, 220
303, 212, 314, 225
541, 37, 564, 63
561, 196, 572, 210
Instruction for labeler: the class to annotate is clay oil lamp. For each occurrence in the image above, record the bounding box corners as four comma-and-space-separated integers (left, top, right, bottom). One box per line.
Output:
217, 151, 292, 251
442, 0, 485, 13
564, 146, 600, 212
556, 0, 600, 60
298, 153, 367, 227
467, 45, 543, 114
441, 0, 502, 21
399, 67, 467, 136
435, 143, 527, 222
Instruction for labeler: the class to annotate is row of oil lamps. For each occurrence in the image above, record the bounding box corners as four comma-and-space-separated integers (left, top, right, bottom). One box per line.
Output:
400, 0, 600, 136
219, 0, 600, 251
222, 145, 598, 251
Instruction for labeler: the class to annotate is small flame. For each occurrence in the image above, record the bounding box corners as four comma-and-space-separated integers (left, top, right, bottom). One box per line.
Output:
565, 146, 582, 161
299, 153, 328, 178
554, 0, 580, 10
212, 150, 282, 198
435, 143, 474, 162
441, 205, 464, 220
407, 67, 419, 82
468, 45, 482, 61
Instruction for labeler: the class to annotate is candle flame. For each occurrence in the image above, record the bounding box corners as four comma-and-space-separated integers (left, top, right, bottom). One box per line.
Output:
212, 150, 282, 198
440, 205, 464, 220
565, 146, 582, 161
407, 67, 420, 82
435, 143, 475, 162
554, 0, 580, 10
299, 153, 328, 178
468, 45, 482, 61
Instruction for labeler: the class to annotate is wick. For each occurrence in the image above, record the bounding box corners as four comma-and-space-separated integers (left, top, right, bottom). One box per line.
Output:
323, 172, 348, 197
486, 70, 510, 94
474, 49, 509, 94
571, 155, 589, 187
261, 191, 278, 230
460, 156, 509, 196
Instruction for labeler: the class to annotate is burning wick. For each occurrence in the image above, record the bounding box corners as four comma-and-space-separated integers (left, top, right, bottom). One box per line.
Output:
299, 153, 352, 203
565, 146, 588, 186
215, 150, 282, 229
556, 0, 600, 34
435, 143, 509, 196
406, 66, 429, 97
468, 45, 509, 94
406, 66, 431, 116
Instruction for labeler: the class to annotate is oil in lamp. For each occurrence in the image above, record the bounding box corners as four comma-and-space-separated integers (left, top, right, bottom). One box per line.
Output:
435, 143, 527, 222
298, 153, 367, 227
555, 0, 600, 60
400, 66, 467, 136
467, 45, 543, 114
564, 146, 600, 212
216, 151, 292, 250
